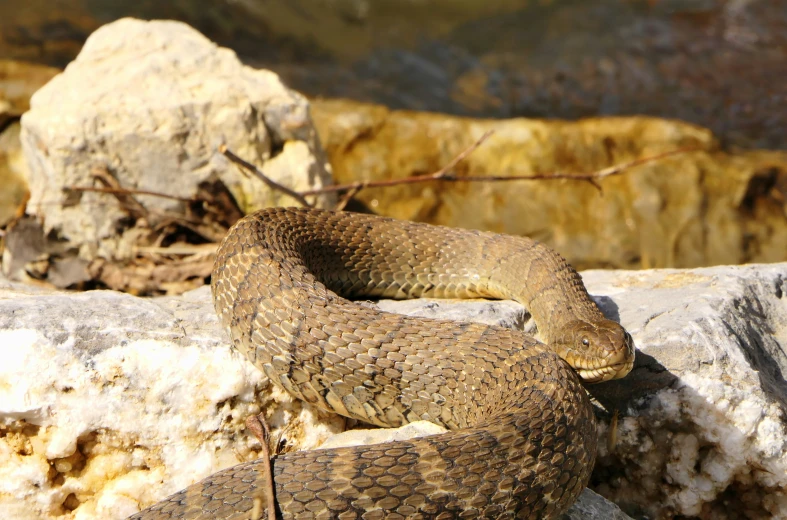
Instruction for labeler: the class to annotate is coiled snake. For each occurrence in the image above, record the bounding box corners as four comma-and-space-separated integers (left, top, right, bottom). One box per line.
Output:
131, 207, 634, 519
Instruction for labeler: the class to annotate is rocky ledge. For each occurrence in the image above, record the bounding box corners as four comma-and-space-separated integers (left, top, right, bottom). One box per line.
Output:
1, 263, 785, 519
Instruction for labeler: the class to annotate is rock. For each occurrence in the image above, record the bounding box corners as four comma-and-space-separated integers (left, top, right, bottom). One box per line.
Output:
319, 420, 448, 450
0, 282, 346, 519
583, 264, 787, 519
17, 18, 333, 272
560, 489, 632, 520
311, 98, 787, 270
1, 262, 785, 519
0, 60, 59, 118
0, 61, 59, 228
0, 122, 29, 227
376, 297, 529, 331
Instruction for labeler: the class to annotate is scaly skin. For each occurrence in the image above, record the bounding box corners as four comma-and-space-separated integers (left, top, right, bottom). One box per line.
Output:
129, 207, 634, 520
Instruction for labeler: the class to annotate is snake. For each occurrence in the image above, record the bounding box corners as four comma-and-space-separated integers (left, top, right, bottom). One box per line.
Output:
130, 207, 635, 520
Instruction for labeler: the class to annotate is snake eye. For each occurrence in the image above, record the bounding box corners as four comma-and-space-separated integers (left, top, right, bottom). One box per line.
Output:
581, 338, 590, 347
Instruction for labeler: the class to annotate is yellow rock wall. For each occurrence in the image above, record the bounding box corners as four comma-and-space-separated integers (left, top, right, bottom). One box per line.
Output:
311, 99, 787, 269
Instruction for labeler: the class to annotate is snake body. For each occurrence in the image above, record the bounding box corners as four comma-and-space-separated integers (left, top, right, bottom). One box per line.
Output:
131, 207, 634, 520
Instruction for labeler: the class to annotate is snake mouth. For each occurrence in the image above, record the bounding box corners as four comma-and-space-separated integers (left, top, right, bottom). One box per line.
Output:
575, 360, 635, 383
564, 344, 635, 383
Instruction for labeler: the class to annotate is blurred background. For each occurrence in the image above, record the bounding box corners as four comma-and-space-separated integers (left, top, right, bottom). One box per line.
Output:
1, 0, 786, 279
2, 0, 785, 149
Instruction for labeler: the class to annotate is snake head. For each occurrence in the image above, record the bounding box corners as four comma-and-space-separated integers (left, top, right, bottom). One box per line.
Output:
551, 319, 635, 383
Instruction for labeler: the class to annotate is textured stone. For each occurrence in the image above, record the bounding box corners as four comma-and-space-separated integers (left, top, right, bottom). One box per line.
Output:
311, 98, 787, 270
0, 282, 344, 519
1, 262, 785, 519
560, 488, 632, 520
584, 264, 787, 519
19, 18, 333, 265
319, 420, 447, 450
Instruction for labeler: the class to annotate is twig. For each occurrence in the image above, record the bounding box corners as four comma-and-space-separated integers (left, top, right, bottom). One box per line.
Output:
134, 243, 218, 255
430, 130, 495, 179
299, 131, 495, 197
301, 145, 703, 196
246, 414, 278, 520
88, 167, 150, 220
220, 133, 702, 208
219, 144, 312, 207
74, 166, 228, 243
64, 185, 204, 203
334, 185, 362, 212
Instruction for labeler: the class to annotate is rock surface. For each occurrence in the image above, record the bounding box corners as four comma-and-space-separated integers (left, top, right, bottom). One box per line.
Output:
0, 60, 58, 227
0, 60, 59, 120
18, 18, 333, 266
1, 263, 785, 519
0, 278, 625, 520
312, 98, 787, 270
0, 281, 345, 519
584, 264, 787, 519
0, 122, 27, 227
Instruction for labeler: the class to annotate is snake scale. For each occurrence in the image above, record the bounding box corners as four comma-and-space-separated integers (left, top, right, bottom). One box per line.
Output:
130, 207, 634, 520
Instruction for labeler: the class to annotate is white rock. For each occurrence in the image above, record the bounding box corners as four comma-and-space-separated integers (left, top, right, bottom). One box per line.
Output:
0, 282, 344, 519
585, 263, 787, 519
319, 420, 448, 450
3, 263, 786, 519
18, 18, 333, 265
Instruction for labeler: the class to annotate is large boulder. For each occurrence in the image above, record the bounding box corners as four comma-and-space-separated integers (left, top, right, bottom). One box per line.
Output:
584, 265, 787, 518
1, 262, 785, 519
14, 19, 333, 286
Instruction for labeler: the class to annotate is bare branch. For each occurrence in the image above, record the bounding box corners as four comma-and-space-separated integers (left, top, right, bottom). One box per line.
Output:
64, 185, 204, 203
219, 132, 703, 210
301, 145, 704, 196
219, 144, 312, 207
245, 414, 278, 520
430, 130, 495, 179
334, 185, 362, 212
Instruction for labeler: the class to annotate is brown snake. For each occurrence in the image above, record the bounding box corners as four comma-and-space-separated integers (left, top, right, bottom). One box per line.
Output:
130, 207, 635, 520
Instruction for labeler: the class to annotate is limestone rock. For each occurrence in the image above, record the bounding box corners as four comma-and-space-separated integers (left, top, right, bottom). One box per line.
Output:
1, 262, 785, 519
311, 98, 787, 270
319, 420, 448, 450
560, 489, 632, 520
0, 281, 345, 519
583, 264, 787, 519
376, 297, 528, 331
19, 18, 333, 266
